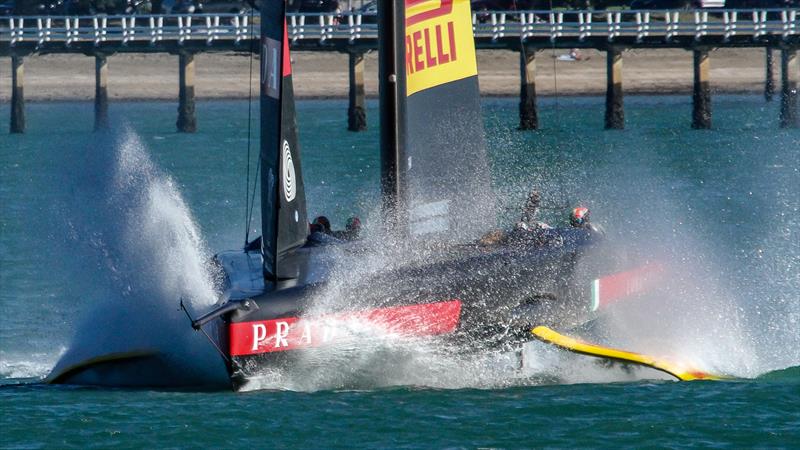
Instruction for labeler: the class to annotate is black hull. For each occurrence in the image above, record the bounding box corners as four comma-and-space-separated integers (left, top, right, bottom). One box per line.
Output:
46, 351, 227, 389
224, 228, 605, 390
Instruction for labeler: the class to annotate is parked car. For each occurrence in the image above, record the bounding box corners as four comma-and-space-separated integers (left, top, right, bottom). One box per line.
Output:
161, 0, 200, 13
287, 0, 339, 13
159, 0, 251, 14
628, 0, 694, 9
197, 0, 251, 13
471, 0, 519, 12
349, 0, 376, 22
725, 0, 799, 7
19, 0, 84, 15
0, 0, 14, 15
124, 0, 152, 13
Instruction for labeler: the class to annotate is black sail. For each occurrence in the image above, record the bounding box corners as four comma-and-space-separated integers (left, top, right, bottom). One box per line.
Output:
260, 1, 308, 280
381, 0, 496, 242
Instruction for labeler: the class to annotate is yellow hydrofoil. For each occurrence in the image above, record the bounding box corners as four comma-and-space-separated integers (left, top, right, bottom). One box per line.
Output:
531, 326, 728, 381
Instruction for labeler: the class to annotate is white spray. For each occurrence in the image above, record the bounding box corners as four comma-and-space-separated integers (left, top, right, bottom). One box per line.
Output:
47, 128, 228, 387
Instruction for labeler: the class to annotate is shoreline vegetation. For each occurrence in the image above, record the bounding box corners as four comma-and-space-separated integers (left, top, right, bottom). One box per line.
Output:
0, 47, 769, 101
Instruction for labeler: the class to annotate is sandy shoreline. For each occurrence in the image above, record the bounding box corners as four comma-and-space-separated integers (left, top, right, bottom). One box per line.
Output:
0, 47, 770, 101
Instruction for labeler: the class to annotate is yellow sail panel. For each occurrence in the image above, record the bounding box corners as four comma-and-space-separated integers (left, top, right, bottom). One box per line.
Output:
405, 0, 478, 96
531, 326, 727, 381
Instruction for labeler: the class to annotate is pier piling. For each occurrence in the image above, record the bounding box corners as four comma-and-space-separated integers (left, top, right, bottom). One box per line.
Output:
177, 52, 197, 133
780, 48, 798, 128
10, 56, 25, 134
347, 52, 367, 132
94, 54, 109, 130
765, 48, 775, 102
605, 48, 624, 130
692, 49, 711, 129
519, 46, 538, 130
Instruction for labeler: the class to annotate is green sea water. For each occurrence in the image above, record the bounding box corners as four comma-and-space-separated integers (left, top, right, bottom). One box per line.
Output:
1, 96, 799, 448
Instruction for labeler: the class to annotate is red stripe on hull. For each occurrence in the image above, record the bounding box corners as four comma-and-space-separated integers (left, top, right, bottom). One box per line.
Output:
595, 263, 666, 310
229, 300, 462, 356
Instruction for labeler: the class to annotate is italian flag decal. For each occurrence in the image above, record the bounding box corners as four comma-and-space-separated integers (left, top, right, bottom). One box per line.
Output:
591, 264, 666, 312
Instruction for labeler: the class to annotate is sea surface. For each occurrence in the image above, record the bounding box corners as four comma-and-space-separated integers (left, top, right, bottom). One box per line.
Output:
1, 96, 799, 448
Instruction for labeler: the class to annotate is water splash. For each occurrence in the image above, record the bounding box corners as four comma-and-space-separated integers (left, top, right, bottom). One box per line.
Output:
30, 108, 798, 391
46, 127, 228, 387
0, 349, 64, 381
237, 319, 579, 392
485, 118, 800, 382
236, 208, 658, 392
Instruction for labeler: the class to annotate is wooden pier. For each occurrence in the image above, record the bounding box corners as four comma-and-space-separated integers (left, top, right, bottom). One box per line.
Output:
781, 48, 799, 127
605, 47, 624, 130
519, 45, 537, 130
347, 51, 367, 131
692, 48, 712, 129
2, 9, 799, 133
176, 52, 197, 132
94, 54, 108, 130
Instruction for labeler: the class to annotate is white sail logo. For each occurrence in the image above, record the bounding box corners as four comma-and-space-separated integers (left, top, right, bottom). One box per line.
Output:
282, 140, 296, 202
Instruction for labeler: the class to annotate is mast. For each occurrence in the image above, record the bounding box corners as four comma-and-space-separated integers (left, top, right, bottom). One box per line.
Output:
378, 0, 406, 230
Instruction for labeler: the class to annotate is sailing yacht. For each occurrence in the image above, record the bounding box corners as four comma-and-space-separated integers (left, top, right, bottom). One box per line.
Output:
207, 0, 610, 390
49, 0, 644, 390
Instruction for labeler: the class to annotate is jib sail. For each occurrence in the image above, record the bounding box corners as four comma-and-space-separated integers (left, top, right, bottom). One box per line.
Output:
260, 1, 308, 280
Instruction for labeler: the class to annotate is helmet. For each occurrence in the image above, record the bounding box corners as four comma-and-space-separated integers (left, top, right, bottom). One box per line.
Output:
570, 207, 590, 227
313, 216, 331, 233
345, 216, 361, 232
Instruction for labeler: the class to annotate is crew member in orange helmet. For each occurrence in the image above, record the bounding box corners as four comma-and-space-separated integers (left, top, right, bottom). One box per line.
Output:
570, 206, 604, 235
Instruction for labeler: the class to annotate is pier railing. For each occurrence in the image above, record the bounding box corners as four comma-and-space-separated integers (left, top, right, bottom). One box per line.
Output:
2, 8, 798, 54
4, 9, 798, 134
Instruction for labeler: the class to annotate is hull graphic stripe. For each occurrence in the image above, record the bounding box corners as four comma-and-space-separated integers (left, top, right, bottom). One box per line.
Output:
229, 300, 462, 356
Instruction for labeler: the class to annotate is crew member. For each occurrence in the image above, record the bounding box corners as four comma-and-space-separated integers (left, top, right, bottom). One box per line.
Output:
480, 189, 550, 246
569, 207, 590, 228
328, 216, 361, 240
569, 206, 604, 235
338, 216, 362, 241
516, 190, 552, 231
520, 190, 541, 224
308, 215, 340, 245
311, 216, 332, 234
309, 215, 365, 244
